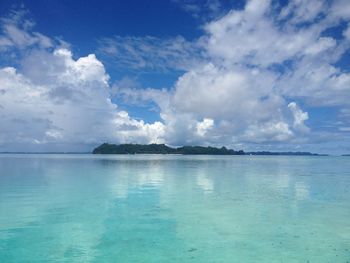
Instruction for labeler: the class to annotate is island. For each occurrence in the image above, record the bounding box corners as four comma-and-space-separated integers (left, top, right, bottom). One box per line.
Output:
92, 143, 325, 156
92, 143, 244, 155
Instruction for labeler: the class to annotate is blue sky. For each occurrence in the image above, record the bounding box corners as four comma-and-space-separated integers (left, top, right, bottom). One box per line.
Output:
0, 0, 350, 154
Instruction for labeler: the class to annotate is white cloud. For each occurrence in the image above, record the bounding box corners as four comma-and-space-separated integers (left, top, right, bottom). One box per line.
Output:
130, 0, 348, 148
0, 9, 53, 51
330, 0, 350, 20
160, 62, 299, 144
243, 121, 293, 143
279, 60, 350, 107
0, 48, 165, 151
196, 118, 214, 137
202, 0, 338, 69
288, 102, 309, 133
97, 35, 202, 72
279, 0, 326, 25
171, 0, 224, 20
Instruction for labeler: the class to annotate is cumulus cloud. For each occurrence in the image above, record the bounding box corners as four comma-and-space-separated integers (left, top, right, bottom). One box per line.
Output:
0, 48, 165, 151
117, 0, 349, 150
196, 118, 214, 137
163, 63, 298, 144
288, 102, 309, 133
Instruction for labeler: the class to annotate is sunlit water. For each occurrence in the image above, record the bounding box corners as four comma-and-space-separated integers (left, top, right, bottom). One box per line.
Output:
0, 154, 349, 262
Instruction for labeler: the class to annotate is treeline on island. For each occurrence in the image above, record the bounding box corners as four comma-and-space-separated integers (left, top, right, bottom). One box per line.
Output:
92, 143, 325, 156
92, 143, 244, 155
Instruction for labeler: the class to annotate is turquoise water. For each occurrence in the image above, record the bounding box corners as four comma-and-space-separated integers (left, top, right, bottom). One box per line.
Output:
0, 155, 349, 262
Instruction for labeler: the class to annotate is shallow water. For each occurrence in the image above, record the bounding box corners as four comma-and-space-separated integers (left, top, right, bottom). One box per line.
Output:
0, 154, 349, 262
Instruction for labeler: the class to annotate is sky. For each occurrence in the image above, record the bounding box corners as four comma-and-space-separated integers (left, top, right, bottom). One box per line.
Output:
0, 0, 350, 154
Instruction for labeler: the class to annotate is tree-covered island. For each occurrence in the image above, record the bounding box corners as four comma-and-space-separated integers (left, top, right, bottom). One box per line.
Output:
92, 143, 244, 155
92, 143, 325, 156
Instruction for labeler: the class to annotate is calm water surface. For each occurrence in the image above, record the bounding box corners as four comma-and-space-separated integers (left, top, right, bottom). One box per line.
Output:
0, 154, 349, 262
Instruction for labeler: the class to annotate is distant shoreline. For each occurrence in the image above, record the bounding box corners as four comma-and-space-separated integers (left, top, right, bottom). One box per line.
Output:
91, 143, 329, 156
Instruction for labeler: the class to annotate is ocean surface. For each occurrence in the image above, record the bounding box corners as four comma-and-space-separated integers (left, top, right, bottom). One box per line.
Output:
0, 154, 349, 263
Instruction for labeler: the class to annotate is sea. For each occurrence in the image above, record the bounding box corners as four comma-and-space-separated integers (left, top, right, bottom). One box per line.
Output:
0, 154, 349, 262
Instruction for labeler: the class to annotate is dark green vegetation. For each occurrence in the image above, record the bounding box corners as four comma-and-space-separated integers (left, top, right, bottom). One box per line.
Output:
93, 143, 175, 154
92, 143, 324, 155
92, 143, 244, 155
176, 146, 244, 155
